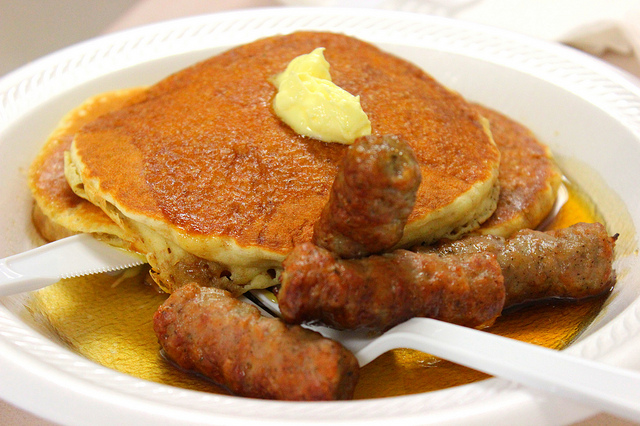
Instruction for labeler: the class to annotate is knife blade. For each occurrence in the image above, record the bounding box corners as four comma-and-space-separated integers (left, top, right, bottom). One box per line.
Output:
0, 234, 146, 296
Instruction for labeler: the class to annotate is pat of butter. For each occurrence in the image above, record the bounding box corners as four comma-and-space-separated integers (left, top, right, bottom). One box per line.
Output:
272, 48, 371, 144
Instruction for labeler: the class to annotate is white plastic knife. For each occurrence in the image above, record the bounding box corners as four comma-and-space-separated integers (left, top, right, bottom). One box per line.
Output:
0, 234, 145, 296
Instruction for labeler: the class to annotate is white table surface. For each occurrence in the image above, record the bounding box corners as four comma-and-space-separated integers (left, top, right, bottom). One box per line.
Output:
1, 1, 639, 424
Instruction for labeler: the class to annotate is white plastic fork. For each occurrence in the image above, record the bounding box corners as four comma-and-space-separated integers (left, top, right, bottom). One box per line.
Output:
246, 290, 640, 422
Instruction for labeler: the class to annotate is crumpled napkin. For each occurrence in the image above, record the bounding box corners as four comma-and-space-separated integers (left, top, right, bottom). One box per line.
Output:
279, 0, 640, 61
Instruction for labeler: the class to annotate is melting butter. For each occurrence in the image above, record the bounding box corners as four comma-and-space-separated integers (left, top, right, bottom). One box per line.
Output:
272, 48, 371, 144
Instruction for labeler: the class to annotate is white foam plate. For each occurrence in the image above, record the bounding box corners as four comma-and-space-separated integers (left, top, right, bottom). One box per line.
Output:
1, 7, 640, 425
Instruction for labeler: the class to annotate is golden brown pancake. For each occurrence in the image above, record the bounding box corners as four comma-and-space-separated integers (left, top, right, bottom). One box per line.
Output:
29, 89, 247, 292
66, 32, 501, 295
473, 104, 562, 236
28, 89, 145, 245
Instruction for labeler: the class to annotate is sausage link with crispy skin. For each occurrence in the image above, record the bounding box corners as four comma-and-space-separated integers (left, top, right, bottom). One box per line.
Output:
313, 135, 421, 258
279, 243, 505, 331
423, 222, 616, 307
153, 283, 359, 400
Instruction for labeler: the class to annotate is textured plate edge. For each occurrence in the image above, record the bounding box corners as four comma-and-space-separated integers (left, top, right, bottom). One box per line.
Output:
1, 6, 640, 425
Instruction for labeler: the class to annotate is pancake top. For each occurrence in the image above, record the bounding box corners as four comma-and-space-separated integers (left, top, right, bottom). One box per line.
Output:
71, 32, 500, 258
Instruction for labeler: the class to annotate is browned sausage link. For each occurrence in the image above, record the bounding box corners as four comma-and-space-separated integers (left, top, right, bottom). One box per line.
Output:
153, 283, 360, 401
424, 222, 617, 307
279, 243, 505, 331
312, 134, 421, 258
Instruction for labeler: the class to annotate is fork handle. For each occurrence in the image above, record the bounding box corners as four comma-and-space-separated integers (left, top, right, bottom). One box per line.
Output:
356, 317, 640, 422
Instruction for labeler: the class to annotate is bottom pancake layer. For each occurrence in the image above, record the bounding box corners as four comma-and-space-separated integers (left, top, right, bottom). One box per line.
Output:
474, 104, 562, 236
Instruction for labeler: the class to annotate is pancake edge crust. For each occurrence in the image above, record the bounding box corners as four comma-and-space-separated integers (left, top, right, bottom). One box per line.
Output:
397, 117, 500, 247
474, 104, 562, 237
28, 89, 145, 245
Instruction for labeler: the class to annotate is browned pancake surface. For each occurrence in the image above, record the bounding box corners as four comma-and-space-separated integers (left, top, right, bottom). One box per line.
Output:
29, 89, 146, 241
73, 32, 499, 255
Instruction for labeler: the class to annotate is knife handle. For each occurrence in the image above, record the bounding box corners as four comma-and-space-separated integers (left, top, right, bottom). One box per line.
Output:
0, 258, 59, 296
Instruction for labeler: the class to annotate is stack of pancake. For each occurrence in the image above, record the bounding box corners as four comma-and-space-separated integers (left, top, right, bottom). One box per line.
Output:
28, 32, 561, 296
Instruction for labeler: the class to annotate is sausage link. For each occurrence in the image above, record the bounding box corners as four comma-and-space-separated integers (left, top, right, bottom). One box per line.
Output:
279, 243, 505, 331
153, 283, 359, 400
425, 222, 616, 306
313, 134, 421, 258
